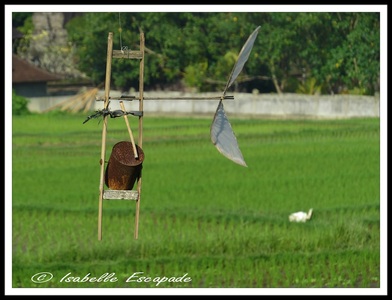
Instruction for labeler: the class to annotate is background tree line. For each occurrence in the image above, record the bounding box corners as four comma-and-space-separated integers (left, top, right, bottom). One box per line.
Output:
13, 12, 380, 95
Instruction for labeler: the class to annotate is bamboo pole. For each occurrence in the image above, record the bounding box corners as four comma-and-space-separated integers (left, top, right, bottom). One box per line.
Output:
95, 96, 234, 101
119, 101, 138, 159
83, 88, 98, 113
70, 90, 92, 113
41, 94, 76, 112
134, 31, 145, 240
60, 94, 82, 111
98, 32, 113, 241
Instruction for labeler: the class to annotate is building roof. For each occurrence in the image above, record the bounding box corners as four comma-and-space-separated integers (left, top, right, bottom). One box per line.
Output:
12, 54, 63, 83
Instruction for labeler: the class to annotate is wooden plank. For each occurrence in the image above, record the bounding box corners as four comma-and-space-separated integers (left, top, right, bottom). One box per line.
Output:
113, 50, 143, 59
103, 190, 139, 200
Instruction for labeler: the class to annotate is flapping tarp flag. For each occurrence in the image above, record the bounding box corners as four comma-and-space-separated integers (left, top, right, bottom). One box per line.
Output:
210, 26, 260, 167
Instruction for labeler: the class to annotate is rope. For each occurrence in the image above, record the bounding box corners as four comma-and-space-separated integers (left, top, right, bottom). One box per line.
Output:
118, 12, 128, 53
118, 12, 123, 52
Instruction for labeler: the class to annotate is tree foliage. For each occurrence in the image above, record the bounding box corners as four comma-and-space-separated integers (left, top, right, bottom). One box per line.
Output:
15, 12, 380, 95
12, 89, 30, 116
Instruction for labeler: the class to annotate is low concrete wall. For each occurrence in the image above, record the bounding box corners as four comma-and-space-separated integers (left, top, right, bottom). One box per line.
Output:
28, 91, 380, 119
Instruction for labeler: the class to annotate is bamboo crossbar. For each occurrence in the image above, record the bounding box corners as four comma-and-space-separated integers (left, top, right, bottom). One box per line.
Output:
95, 95, 234, 101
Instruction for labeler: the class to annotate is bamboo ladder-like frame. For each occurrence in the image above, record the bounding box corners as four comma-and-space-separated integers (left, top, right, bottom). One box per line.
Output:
96, 31, 236, 241
97, 31, 145, 241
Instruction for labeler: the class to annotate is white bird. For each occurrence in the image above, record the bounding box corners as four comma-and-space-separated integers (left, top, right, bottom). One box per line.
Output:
289, 208, 313, 223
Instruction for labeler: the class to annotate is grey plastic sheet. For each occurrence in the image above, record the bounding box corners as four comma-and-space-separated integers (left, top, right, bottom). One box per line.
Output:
223, 26, 261, 95
210, 100, 247, 167
210, 26, 260, 167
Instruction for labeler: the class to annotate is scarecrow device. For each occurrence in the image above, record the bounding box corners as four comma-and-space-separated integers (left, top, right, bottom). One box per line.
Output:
84, 27, 260, 240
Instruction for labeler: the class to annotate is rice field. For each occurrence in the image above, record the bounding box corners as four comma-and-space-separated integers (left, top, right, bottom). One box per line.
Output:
9, 112, 382, 294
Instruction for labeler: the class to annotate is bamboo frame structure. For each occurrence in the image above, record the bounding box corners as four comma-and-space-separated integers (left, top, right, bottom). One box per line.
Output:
97, 31, 145, 241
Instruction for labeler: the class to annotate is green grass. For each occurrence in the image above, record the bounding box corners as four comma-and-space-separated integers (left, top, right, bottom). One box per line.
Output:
11, 112, 380, 289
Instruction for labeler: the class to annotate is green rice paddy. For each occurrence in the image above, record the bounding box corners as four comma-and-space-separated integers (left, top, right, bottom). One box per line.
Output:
10, 112, 381, 291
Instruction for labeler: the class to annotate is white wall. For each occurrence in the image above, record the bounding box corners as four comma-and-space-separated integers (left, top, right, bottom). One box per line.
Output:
28, 91, 380, 119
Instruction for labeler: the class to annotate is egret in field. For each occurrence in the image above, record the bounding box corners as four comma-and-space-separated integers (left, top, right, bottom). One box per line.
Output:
289, 208, 313, 223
